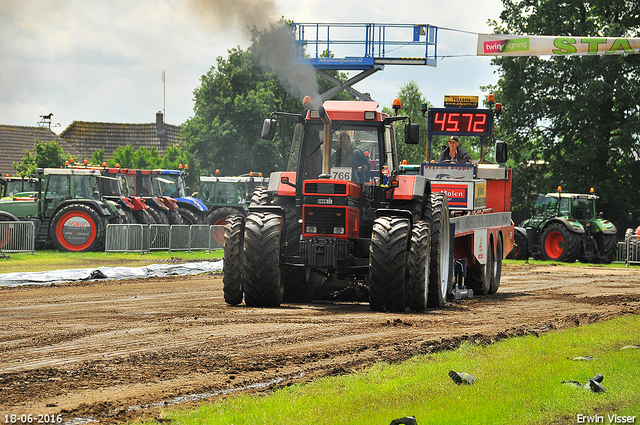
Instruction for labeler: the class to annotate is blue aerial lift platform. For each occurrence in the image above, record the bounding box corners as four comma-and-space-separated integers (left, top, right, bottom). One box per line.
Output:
291, 23, 439, 101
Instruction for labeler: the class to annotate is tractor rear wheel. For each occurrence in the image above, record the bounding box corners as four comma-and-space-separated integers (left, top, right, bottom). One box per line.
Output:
242, 212, 284, 307
369, 216, 410, 312
51, 204, 106, 252
223, 215, 245, 305
596, 233, 617, 264
541, 223, 580, 262
408, 220, 431, 312
425, 192, 451, 307
178, 207, 203, 225
166, 209, 182, 225
147, 206, 169, 225
250, 186, 271, 206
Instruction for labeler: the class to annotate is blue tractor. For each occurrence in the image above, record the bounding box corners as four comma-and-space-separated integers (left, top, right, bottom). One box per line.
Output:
150, 167, 208, 225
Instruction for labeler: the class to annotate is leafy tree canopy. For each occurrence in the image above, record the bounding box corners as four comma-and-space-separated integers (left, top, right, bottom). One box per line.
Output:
14, 139, 70, 176
488, 0, 640, 229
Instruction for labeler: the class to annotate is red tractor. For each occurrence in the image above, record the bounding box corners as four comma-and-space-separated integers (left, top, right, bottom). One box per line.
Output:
223, 98, 510, 311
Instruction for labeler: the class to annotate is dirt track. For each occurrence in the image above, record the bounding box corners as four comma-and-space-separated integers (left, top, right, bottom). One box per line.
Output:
0, 263, 639, 424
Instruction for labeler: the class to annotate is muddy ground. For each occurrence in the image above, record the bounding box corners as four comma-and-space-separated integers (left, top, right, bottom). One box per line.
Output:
0, 263, 639, 424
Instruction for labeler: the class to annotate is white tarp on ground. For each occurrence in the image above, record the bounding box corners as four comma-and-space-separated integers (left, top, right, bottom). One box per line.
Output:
0, 260, 223, 287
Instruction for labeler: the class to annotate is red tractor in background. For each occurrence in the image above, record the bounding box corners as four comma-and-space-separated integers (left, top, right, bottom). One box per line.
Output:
222, 96, 512, 312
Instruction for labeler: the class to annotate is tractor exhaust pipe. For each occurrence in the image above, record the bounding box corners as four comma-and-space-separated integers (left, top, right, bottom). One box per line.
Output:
318, 105, 332, 179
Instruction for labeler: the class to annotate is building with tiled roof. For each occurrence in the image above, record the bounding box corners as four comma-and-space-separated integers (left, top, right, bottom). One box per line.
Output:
0, 125, 69, 176
60, 112, 182, 162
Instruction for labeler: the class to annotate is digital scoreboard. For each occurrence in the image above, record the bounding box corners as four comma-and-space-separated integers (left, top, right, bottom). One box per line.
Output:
427, 108, 493, 137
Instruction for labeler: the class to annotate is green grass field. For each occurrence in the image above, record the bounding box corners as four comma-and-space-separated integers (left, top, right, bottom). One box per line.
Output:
156, 315, 639, 425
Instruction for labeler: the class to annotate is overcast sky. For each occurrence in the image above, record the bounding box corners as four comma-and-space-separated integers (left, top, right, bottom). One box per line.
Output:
0, 0, 504, 134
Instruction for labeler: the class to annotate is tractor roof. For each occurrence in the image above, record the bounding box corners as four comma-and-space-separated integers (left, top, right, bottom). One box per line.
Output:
544, 192, 597, 200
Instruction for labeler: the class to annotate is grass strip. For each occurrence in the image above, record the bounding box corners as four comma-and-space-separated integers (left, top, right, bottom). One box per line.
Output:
161, 315, 640, 425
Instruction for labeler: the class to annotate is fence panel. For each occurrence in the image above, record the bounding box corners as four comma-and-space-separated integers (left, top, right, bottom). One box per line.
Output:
105, 224, 146, 253
626, 236, 640, 266
0, 221, 35, 253
149, 224, 171, 251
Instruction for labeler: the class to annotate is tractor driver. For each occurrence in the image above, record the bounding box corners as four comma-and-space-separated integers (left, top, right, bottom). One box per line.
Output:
330, 132, 369, 182
438, 136, 472, 163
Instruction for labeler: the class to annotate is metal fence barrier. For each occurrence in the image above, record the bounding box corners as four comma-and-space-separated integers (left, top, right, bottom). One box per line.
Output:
0, 221, 35, 254
105, 224, 225, 253
625, 236, 640, 266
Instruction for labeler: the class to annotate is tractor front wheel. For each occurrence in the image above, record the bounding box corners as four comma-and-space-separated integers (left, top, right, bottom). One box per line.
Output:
242, 212, 284, 307
407, 220, 431, 312
369, 216, 410, 312
223, 215, 245, 305
426, 192, 451, 307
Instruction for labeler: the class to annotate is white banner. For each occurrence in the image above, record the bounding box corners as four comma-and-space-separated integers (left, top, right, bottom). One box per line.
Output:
478, 34, 640, 56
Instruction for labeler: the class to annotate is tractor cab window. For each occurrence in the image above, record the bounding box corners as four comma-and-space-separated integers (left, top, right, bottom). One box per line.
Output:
533, 194, 558, 216
571, 197, 595, 220
200, 183, 215, 203
299, 122, 383, 184
215, 182, 236, 204
46, 175, 70, 199
559, 198, 571, 216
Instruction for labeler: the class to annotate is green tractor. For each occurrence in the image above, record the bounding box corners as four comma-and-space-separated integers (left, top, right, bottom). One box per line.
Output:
515, 188, 617, 263
197, 173, 269, 225
0, 168, 125, 252
1, 176, 39, 198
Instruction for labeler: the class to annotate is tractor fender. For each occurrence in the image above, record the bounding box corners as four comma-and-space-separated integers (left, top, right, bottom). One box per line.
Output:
514, 226, 527, 239
268, 171, 296, 197
147, 196, 169, 211
592, 219, 617, 235
56, 199, 111, 217
390, 175, 429, 201
543, 217, 585, 235
0, 211, 20, 221
174, 197, 208, 212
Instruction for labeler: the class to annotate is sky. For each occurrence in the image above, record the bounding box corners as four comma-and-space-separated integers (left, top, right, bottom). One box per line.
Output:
0, 0, 504, 134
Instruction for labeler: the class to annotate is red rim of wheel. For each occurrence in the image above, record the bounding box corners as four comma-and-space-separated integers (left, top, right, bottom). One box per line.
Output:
545, 230, 564, 259
55, 210, 97, 251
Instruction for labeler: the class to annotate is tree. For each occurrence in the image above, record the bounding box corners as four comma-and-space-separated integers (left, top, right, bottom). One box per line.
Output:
181, 19, 355, 178
488, 0, 640, 229
14, 139, 70, 176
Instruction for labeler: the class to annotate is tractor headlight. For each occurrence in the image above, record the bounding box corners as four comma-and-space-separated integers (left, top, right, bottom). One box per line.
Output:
333, 227, 345, 235
306, 226, 317, 234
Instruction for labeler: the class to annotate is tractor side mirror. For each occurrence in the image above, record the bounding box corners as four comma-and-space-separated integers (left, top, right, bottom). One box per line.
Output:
261, 119, 277, 140
629, 212, 634, 221
495, 141, 508, 163
404, 123, 419, 145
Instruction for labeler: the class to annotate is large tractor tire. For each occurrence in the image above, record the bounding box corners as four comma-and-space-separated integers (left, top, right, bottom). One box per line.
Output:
425, 192, 451, 307
407, 220, 431, 312
208, 207, 244, 226
508, 230, 529, 260
0, 214, 19, 250
242, 212, 284, 307
50, 204, 107, 252
147, 205, 169, 225
250, 186, 271, 206
596, 233, 617, 264
121, 209, 137, 224
368, 216, 410, 312
275, 197, 315, 303
222, 215, 245, 305
489, 235, 503, 294
166, 209, 182, 225
541, 223, 580, 262
178, 207, 204, 225
132, 209, 150, 225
